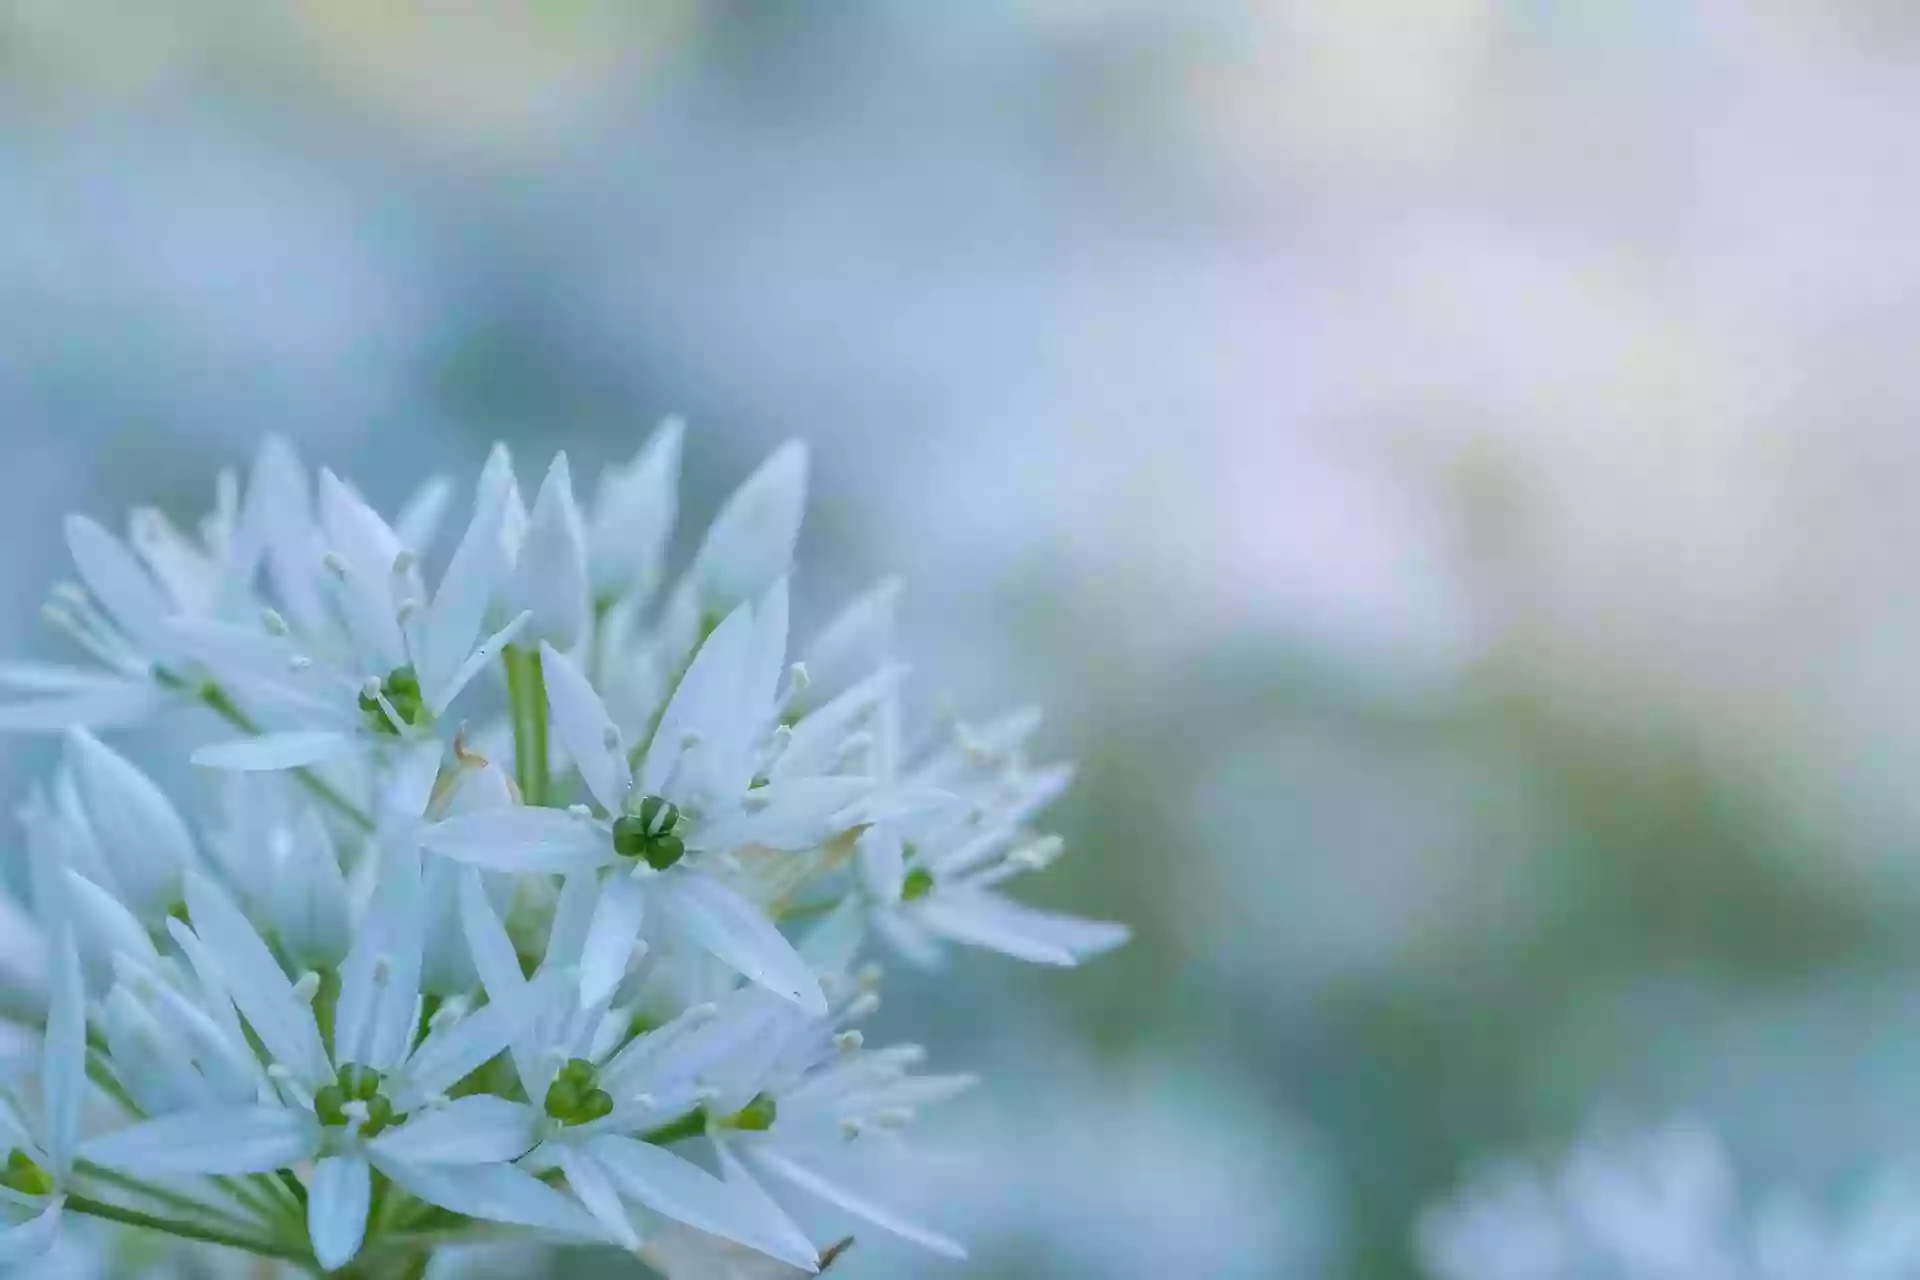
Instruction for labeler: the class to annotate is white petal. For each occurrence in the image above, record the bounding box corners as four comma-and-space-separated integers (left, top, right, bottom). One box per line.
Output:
0, 1203, 63, 1266
0, 662, 131, 693
160, 619, 344, 721
857, 828, 906, 905
592, 1134, 813, 1265
370, 1098, 540, 1166
544, 871, 603, 973
268, 810, 352, 970
183, 873, 331, 1085
416, 454, 515, 704
502, 453, 590, 650
394, 475, 454, 555
317, 469, 408, 670
659, 875, 826, 1014
912, 889, 1127, 966
742, 577, 791, 746
713, 1137, 824, 1271
65, 728, 195, 916
871, 909, 945, 970
799, 577, 903, 709
541, 642, 630, 813
433, 609, 531, 716
334, 842, 424, 1073
397, 969, 561, 1108
688, 442, 808, 614
110, 952, 264, 1104
0, 687, 161, 734
421, 809, 608, 873
555, 1144, 639, 1249
245, 437, 327, 635
750, 1147, 966, 1259
698, 777, 873, 854
309, 1155, 371, 1271
578, 874, 647, 1009
774, 665, 906, 781
589, 417, 683, 597
457, 868, 542, 1099
642, 601, 756, 798
835, 784, 954, 832
64, 868, 163, 974
191, 731, 359, 772
128, 506, 218, 615
418, 854, 473, 997
42, 928, 85, 1177
81, 1107, 317, 1175
66, 514, 170, 646
0, 890, 47, 1014
374, 1157, 602, 1239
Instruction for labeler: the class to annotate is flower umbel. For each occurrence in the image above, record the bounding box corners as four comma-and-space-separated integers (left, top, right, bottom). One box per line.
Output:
0, 429, 1124, 1276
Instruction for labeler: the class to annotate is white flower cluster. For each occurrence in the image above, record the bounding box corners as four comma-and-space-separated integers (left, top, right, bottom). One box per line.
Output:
0, 428, 1125, 1275
1418, 1120, 1920, 1280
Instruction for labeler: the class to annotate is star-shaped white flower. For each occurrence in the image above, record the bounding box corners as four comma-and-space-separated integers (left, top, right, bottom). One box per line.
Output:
81, 865, 561, 1271
0, 925, 85, 1267
423, 581, 876, 1012
173, 448, 529, 776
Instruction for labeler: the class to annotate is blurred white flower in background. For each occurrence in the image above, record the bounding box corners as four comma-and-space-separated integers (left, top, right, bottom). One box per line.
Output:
1419, 1119, 1920, 1280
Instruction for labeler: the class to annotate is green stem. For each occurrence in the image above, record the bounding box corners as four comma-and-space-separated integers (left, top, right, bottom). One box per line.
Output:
196, 683, 374, 833
75, 1162, 268, 1237
504, 645, 550, 806
219, 1173, 301, 1230
66, 1193, 313, 1266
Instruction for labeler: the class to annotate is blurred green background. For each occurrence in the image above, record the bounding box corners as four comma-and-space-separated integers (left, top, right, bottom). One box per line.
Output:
9, 3, 1920, 1276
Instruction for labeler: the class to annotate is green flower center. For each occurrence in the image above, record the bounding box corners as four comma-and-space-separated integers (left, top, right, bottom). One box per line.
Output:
359, 666, 427, 735
0, 1150, 52, 1197
901, 867, 935, 902
545, 1058, 615, 1127
612, 795, 686, 870
314, 1063, 399, 1138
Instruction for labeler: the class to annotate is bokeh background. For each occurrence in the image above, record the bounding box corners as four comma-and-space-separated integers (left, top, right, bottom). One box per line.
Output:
7, 2, 1920, 1276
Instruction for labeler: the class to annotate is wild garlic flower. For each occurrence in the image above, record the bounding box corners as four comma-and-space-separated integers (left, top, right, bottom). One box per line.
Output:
1418, 1119, 1920, 1280
0, 431, 1123, 1276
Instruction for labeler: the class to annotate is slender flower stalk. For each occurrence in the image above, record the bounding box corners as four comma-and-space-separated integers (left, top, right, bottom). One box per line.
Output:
0, 429, 1125, 1276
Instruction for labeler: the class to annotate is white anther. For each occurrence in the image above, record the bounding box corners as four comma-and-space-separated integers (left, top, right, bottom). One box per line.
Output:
289, 654, 313, 671
834, 1031, 864, 1053
843, 993, 881, 1022
840, 1119, 865, 1141
323, 552, 350, 577
291, 971, 322, 1005
261, 608, 289, 636
568, 804, 592, 818
361, 677, 384, 699
787, 662, 811, 695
